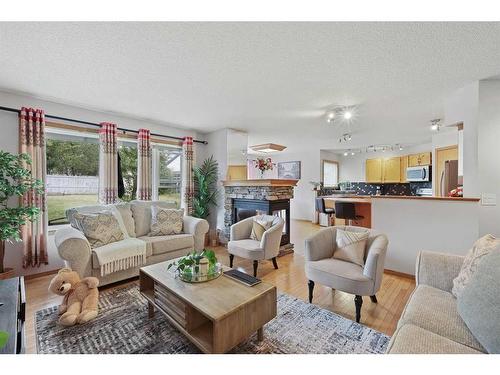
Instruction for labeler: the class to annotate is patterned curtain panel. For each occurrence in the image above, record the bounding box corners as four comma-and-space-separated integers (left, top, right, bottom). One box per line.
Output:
99, 122, 118, 204
182, 136, 194, 215
19, 107, 48, 268
136, 128, 152, 200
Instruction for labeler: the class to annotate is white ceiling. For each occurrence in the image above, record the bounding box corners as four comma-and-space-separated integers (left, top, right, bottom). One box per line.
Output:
1, 22, 500, 152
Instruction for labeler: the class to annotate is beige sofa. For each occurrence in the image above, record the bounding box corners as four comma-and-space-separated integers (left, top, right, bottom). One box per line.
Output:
54, 200, 209, 286
387, 251, 487, 354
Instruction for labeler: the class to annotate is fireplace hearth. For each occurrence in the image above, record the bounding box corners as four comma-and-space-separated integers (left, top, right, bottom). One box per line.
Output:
222, 179, 298, 255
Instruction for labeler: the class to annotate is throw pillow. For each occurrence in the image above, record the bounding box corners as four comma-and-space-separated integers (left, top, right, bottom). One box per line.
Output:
250, 216, 274, 241
149, 206, 184, 236
452, 234, 500, 298
457, 249, 500, 353
72, 211, 125, 248
333, 229, 369, 267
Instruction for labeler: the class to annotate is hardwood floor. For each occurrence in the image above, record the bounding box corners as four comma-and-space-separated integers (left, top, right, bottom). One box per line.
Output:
24, 219, 415, 353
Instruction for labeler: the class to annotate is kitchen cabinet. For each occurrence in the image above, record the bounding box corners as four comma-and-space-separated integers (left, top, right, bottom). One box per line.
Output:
366, 158, 383, 183
400, 155, 408, 182
383, 157, 401, 183
408, 152, 431, 167
365, 157, 401, 183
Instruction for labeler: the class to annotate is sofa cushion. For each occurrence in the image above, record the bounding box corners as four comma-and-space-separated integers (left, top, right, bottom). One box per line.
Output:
228, 239, 264, 260
250, 216, 274, 241
149, 206, 184, 236
114, 203, 136, 237
387, 324, 483, 354
91, 238, 147, 269
138, 234, 194, 256
305, 258, 373, 296
452, 234, 500, 298
72, 211, 124, 248
333, 228, 369, 267
457, 250, 500, 353
130, 200, 178, 237
398, 284, 485, 352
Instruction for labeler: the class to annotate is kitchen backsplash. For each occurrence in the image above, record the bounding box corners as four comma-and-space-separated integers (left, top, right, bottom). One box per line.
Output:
319, 181, 431, 196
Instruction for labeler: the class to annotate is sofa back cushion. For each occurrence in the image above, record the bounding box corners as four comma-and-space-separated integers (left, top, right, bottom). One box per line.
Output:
66, 203, 133, 237
457, 249, 500, 353
71, 211, 125, 248
149, 206, 184, 236
130, 200, 178, 237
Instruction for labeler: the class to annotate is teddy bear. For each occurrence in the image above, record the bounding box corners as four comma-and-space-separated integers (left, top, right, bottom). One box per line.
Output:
48, 268, 100, 326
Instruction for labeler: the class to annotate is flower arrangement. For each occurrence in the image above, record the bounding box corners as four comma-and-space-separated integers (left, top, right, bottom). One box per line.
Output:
254, 157, 274, 177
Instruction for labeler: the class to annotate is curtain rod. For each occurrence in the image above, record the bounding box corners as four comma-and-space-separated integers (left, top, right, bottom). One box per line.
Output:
0, 105, 208, 145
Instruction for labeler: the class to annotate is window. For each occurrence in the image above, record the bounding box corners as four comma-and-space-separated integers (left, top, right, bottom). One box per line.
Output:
46, 129, 99, 225
153, 144, 182, 207
322, 160, 339, 187
117, 139, 138, 202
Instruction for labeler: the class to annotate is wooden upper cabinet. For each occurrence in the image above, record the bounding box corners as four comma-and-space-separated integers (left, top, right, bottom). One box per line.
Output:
408, 152, 431, 167
400, 155, 408, 183
366, 158, 383, 183
382, 157, 401, 183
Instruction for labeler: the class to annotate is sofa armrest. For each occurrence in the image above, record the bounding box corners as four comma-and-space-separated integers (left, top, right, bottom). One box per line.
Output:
230, 217, 253, 241
415, 251, 465, 292
54, 226, 92, 278
304, 227, 335, 261
183, 216, 209, 252
261, 220, 284, 259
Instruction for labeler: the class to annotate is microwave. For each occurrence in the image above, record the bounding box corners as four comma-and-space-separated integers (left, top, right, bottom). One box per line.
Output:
406, 166, 431, 182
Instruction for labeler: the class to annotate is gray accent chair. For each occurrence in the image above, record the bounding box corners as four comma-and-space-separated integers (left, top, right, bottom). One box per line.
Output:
228, 215, 285, 277
304, 226, 388, 323
55, 200, 209, 286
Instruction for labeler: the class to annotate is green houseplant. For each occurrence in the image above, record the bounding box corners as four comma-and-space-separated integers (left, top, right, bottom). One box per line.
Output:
167, 249, 220, 282
192, 155, 219, 220
0, 151, 44, 278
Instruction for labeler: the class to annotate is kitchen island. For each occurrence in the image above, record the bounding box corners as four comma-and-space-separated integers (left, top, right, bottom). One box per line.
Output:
318, 194, 480, 276
322, 196, 372, 228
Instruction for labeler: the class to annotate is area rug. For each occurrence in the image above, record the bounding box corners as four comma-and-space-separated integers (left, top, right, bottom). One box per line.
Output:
35, 284, 389, 354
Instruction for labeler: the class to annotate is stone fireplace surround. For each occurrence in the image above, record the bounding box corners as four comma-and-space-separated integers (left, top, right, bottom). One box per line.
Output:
222, 179, 297, 254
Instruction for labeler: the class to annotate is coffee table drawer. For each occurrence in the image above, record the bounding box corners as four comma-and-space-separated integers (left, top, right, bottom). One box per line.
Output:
154, 283, 187, 328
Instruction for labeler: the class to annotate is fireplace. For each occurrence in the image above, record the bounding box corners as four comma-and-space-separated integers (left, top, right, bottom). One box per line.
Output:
232, 198, 290, 246
222, 179, 298, 255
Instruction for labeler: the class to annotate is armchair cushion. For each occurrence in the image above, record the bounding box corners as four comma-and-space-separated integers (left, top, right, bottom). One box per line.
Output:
333, 228, 369, 267
228, 239, 264, 260
305, 258, 373, 296
250, 216, 274, 241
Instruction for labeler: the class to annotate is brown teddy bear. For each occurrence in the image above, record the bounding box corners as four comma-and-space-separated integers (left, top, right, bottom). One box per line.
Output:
48, 268, 100, 326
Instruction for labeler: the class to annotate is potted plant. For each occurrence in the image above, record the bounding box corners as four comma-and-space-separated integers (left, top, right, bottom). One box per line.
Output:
0, 151, 44, 280
167, 249, 220, 282
192, 156, 219, 245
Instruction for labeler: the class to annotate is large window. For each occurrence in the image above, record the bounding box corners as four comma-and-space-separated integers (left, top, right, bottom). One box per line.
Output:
46, 129, 99, 225
153, 144, 182, 207
322, 160, 339, 187
45, 128, 183, 225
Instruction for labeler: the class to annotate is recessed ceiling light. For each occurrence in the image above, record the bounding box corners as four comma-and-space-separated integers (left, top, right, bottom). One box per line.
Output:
326, 111, 336, 122
343, 151, 348, 156
350, 151, 355, 156
344, 111, 352, 120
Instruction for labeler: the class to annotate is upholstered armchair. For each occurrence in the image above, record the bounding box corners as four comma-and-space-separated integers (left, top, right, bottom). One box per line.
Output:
228, 215, 285, 277
304, 226, 388, 323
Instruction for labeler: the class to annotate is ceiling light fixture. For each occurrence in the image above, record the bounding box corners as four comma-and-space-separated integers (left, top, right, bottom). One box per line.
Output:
344, 111, 352, 120
326, 111, 336, 123
325, 106, 357, 124
430, 119, 441, 132
343, 151, 348, 156
250, 143, 287, 153
338, 133, 352, 143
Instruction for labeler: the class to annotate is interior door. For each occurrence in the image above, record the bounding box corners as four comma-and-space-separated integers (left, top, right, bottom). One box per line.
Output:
435, 145, 458, 196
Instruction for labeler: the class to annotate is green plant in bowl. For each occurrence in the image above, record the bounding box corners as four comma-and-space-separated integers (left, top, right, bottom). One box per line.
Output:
167, 249, 219, 282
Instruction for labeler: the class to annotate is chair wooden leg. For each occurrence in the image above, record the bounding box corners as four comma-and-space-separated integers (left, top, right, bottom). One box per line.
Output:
354, 295, 363, 323
229, 254, 234, 268
272, 257, 278, 269
370, 295, 378, 303
253, 260, 258, 277
308, 280, 315, 303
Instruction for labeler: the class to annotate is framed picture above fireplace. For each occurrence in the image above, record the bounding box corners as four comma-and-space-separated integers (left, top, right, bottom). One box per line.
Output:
278, 161, 301, 180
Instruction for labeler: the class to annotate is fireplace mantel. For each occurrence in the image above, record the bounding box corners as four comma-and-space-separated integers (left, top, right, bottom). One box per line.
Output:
222, 179, 298, 187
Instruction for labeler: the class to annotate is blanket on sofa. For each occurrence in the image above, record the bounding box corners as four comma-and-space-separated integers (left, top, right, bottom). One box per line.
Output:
93, 238, 147, 276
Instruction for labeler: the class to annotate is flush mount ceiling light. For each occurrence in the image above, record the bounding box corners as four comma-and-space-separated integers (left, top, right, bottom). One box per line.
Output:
326, 110, 336, 123
325, 106, 357, 124
430, 118, 442, 131
250, 143, 287, 153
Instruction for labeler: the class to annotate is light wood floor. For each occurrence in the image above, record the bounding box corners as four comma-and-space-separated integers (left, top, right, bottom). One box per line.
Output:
24, 220, 415, 353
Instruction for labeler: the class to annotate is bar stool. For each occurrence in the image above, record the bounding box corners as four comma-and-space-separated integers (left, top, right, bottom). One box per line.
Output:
334, 201, 364, 226
316, 197, 335, 226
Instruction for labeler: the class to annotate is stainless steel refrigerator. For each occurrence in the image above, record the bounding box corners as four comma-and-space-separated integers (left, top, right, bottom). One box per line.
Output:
440, 159, 459, 197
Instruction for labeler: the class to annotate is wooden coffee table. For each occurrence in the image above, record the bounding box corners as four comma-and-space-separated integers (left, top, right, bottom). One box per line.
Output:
139, 259, 277, 353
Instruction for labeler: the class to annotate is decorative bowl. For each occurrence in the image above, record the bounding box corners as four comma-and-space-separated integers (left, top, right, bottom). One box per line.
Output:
177, 262, 223, 283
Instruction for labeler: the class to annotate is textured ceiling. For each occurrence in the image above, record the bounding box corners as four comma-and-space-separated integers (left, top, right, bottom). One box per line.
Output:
1, 22, 500, 151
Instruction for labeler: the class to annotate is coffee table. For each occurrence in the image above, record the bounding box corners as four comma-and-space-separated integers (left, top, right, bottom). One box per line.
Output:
139, 259, 277, 353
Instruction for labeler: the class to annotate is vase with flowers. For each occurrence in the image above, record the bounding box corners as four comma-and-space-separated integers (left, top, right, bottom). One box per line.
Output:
254, 157, 274, 179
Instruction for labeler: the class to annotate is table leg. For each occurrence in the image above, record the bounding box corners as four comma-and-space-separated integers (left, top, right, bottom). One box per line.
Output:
257, 327, 264, 342
148, 302, 155, 318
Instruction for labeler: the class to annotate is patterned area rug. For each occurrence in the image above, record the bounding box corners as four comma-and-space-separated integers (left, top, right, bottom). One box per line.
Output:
35, 284, 389, 354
